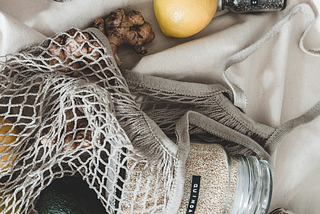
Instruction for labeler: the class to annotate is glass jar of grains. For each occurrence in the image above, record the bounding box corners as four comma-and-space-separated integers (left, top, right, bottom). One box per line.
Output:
218, 0, 287, 13
178, 142, 273, 214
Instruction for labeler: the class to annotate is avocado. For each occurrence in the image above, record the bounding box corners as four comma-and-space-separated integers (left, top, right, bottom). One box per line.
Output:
35, 176, 106, 214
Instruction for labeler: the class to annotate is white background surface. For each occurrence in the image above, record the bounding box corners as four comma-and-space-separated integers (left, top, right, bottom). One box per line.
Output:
1, 0, 320, 213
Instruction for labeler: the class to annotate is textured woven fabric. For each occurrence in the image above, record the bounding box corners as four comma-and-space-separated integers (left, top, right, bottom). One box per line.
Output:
123, 70, 275, 159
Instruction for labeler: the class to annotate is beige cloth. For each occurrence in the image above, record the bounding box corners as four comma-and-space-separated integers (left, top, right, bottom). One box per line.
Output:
1, 0, 320, 213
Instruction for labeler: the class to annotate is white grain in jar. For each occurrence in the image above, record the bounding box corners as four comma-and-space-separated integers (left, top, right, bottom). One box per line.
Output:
179, 142, 273, 214
178, 143, 237, 214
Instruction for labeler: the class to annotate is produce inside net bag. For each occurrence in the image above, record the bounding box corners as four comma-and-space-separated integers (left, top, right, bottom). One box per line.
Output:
0, 8, 314, 214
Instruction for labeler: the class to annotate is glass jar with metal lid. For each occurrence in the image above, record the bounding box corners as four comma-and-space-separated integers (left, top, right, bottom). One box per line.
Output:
218, 0, 287, 13
178, 142, 273, 214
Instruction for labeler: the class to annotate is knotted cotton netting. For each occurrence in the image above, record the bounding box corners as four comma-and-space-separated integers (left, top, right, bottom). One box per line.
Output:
0, 27, 279, 214
0, 27, 181, 214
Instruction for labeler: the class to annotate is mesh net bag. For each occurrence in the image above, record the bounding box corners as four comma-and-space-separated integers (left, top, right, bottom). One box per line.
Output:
0, 27, 182, 213
122, 70, 276, 158
0, 27, 297, 213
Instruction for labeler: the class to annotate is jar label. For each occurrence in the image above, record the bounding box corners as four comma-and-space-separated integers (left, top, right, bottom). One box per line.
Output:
185, 175, 201, 214
251, 0, 258, 5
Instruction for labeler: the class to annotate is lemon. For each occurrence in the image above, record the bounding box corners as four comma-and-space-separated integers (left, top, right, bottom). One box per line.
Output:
0, 118, 20, 213
0, 117, 19, 170
0, 195, 18, 214
154, 0, 218, 38
0, 186, 20, 214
